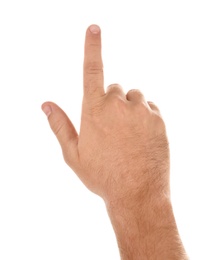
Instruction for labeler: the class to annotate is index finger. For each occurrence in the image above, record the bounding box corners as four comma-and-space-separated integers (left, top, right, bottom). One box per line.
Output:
83, 24, 105, 99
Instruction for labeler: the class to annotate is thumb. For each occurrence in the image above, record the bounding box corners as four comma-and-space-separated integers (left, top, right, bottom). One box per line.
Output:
41, 102, 79, 168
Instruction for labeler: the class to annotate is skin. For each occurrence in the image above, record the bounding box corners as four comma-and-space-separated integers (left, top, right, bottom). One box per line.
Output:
42, 24, 188, 260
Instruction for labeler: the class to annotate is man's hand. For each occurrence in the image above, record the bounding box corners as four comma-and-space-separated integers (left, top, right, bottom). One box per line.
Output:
42, 24, 188, 259
42, 24, 168, 204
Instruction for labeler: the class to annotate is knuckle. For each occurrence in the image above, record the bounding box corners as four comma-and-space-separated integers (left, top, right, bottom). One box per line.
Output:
107, 83, 121, 91
63, 149, 71, 166
63, 148, 73, 167
52, 120, 64, 137
148, 101, 161, 113
128, 88, 141, 94
85, 61, 103, 75
127, 89, 143, 97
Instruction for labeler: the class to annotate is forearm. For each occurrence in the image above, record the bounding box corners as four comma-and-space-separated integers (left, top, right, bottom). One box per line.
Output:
106, 196, 188, 260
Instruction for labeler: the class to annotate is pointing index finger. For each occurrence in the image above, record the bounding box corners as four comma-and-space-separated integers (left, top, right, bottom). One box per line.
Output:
83, 24, 105, 99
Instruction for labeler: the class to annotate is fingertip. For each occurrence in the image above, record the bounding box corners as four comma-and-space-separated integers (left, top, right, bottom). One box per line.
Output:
41, 102, 52, 117
88, 24, 101, 34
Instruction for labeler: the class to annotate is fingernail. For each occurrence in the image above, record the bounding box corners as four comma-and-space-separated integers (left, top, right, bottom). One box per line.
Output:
89, 24, 100, 34
42, 105, 52, 117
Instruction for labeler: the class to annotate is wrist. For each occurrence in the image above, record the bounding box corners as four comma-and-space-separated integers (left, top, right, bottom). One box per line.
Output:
106, 194, 175, 236
105, 195, 188, 260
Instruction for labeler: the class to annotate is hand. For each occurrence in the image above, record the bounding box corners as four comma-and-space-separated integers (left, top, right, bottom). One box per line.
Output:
42, 24, 169, 207
42, 25, 188, 259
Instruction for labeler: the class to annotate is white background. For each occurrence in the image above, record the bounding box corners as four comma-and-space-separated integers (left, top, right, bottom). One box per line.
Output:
0, 0, 221, 259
